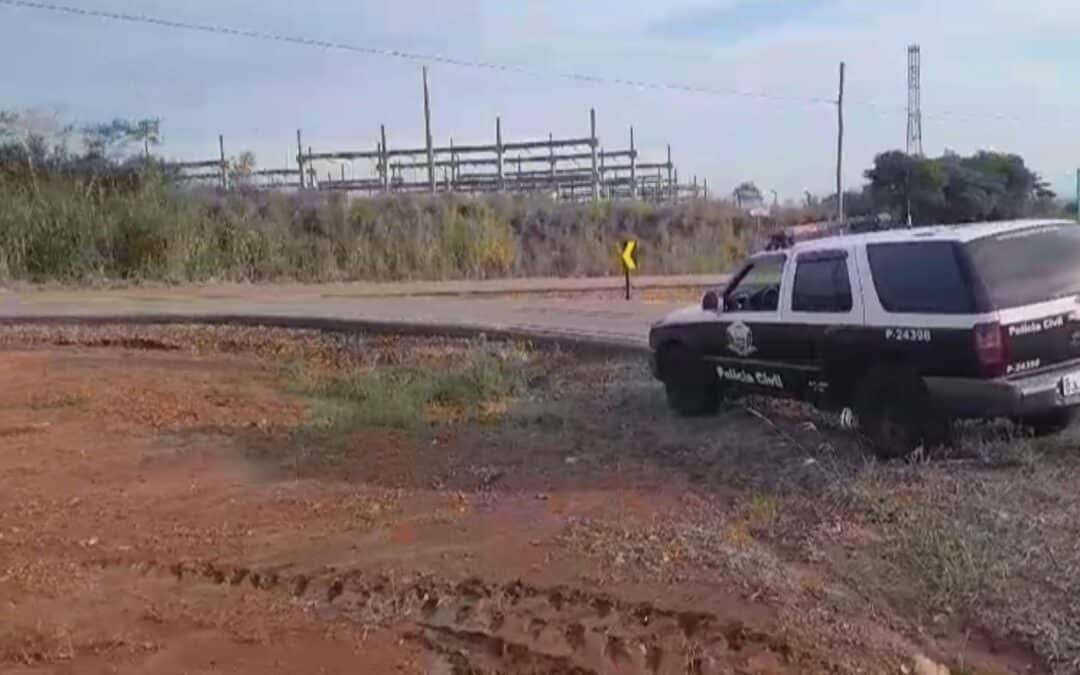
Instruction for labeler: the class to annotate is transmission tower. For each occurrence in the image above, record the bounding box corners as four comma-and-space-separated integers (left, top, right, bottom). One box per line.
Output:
906, 44, 923, 156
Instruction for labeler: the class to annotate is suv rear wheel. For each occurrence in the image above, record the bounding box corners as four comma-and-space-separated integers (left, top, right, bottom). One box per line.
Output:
661, 344, 719, 416
1017, 408, 1076, 437
854, 366, 952, 459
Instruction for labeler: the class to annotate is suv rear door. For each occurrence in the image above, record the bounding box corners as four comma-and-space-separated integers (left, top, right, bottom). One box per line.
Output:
963, 223, 1080, 377
780, 245, 863, 404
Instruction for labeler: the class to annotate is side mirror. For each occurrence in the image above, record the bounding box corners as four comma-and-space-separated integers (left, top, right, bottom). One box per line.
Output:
702, 291, 720, 312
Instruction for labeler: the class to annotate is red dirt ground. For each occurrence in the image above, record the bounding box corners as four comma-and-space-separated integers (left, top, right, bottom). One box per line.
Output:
0, 335, 1002, 674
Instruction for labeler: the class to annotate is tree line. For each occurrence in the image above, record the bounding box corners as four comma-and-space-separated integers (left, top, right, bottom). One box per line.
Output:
738, 149, 1069, 228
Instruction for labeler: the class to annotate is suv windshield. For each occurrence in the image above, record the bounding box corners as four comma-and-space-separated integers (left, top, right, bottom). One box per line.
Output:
965, 224, 1080, 309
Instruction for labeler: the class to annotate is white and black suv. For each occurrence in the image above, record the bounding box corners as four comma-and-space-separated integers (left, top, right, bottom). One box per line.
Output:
649, 219, 1080, 456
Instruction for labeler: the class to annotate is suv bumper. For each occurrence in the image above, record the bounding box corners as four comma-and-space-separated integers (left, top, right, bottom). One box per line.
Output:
924, 368, 1080, 419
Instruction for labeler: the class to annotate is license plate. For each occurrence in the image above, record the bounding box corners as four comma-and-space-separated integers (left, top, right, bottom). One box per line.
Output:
1061, 372, 1080, 398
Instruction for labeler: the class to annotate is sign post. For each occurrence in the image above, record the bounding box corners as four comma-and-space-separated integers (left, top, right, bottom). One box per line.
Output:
619, 240, 638, 300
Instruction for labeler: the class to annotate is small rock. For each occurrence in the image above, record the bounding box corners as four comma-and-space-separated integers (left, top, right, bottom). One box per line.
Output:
564, 456, 579, 465
535, 493, 549, 501
912, 655, 949, 675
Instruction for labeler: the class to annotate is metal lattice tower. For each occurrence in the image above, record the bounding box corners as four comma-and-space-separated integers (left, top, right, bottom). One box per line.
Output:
906, 44, 923, 156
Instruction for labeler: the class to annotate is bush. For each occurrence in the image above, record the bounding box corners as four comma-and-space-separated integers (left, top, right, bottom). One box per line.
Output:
300, 342, 530, 430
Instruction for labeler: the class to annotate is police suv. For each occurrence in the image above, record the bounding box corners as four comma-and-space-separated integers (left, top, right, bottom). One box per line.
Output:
649, 219, 1080, 457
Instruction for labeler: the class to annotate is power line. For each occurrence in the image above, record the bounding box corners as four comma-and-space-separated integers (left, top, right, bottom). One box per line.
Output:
1, 0, 1070, 126
0, 0, 843, 107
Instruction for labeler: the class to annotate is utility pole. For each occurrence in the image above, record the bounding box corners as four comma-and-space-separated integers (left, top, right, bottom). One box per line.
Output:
379, 124, 388, 191
589, 108, 599, 201
496, 116, 504, 191
629, 126, 637, 200
296, 129, 305, 190
907, 45, 924, 156
836, 61, 845, 224
666, 144, 674, 203
218, 134, 227, 191
449, 137, 456, 190
423, 66, 435, 194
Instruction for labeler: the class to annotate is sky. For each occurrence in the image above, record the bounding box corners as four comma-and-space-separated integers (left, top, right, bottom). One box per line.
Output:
1, 0, 1078, 201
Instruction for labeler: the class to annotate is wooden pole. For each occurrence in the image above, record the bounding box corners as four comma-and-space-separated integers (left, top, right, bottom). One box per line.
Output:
590, 108, 599, 201
423, 67, 435, 194
295, 129, 305, 190
836, 61, 845, 224
448, 137, 455, 189
629, 126, 637, 200
666, 145, 674, 203
496, 117, 504, 191
379, 124, 388, 190
599, 147, 606, 198
218, 134, 227, 190
307, 146, 314, 189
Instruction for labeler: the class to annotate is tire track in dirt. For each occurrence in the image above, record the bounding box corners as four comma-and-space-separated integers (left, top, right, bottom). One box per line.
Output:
83, 556, 810, 674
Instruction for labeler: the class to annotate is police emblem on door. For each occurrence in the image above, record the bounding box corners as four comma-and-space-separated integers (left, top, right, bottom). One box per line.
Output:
726, 321, 757, 357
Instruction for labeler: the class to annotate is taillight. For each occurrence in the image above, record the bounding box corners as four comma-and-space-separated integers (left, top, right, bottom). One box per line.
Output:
974, 322, 1008, 377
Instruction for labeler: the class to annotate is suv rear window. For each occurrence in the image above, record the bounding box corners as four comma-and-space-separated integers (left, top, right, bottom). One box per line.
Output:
965, 224, 1080, 309
867, 241, 975, 314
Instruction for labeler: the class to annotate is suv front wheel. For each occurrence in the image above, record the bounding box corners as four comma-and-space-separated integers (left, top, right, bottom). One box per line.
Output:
661, 344, 719, 417
854, 366, 952, 459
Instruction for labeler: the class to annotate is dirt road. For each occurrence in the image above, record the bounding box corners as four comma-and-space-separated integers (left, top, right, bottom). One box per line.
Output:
1, 324, 1071, 674
1, 276, 719, 350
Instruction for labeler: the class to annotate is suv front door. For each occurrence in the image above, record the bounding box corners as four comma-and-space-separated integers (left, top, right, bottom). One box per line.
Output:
704, 254, 792, 395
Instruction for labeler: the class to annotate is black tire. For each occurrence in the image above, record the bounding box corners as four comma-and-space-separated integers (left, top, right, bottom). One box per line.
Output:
854, 366, 952, 459
660, 344, 719, 417
1018, 408, 1076, 437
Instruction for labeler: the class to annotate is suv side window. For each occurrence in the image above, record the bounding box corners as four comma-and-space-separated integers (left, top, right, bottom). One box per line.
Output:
724, 255, 785, 312
867, 242, 975, 314
792, 252, 852, 312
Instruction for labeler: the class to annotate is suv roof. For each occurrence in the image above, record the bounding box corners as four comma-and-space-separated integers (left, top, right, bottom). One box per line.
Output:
757, 218, 1075, 258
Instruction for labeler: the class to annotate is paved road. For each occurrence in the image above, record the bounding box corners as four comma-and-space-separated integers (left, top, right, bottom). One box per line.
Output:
0, 275, 724, 352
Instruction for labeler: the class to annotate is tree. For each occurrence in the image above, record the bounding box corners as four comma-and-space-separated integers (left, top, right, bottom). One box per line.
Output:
865, 151, 949, 225
821, 189, 875, 219
864, 149, 1055, 225
733, 181, 764, 209
227, 150, 257, 188
0, 108, 74, 179
82, 117, 161, 160
131, 118, 161, 158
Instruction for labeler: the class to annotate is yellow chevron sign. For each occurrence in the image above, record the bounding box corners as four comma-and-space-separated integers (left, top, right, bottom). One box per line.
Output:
620, 240, 638, 272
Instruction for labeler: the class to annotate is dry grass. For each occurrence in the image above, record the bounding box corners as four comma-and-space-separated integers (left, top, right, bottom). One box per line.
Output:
0, 172, 749, 283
